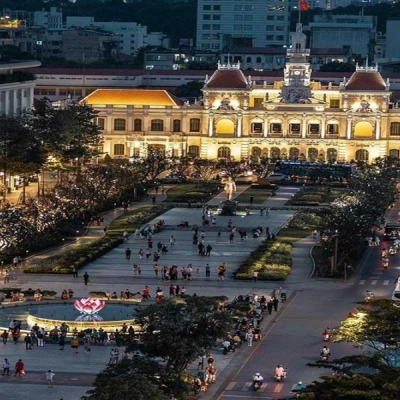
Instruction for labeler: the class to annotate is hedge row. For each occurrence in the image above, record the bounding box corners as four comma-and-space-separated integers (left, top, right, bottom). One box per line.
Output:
23, 205, 168, 274
0, 288, 57, 297
234, 239, 293, 281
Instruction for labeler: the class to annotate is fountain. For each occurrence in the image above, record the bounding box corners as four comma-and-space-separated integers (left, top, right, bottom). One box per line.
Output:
23, 298, 140, 332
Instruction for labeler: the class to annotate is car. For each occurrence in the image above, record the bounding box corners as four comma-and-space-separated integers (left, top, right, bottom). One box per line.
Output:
267, 173, 288, 182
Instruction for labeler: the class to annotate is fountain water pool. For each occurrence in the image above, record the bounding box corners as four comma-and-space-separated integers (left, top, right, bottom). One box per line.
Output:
18, 302, 140, 332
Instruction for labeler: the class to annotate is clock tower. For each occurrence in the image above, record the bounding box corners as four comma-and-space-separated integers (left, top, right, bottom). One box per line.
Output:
283, 23, 311, 87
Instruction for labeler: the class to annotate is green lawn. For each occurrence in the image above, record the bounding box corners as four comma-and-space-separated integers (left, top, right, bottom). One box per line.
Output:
235, 186, 272, 204
107, 206, 155, 234
164, 183, 219, 203
286, 186, 346, 206
278, 227, 313, 244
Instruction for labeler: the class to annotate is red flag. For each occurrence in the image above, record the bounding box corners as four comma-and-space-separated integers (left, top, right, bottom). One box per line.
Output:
300, 0, 310, 11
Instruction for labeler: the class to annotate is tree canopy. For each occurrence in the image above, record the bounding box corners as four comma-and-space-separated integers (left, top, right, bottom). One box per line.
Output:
132, 296, 231, 371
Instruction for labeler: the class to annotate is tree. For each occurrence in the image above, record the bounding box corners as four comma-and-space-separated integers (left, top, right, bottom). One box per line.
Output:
319, 61, 355, 73
297, 354, 400, 399
173, 81, 204, 99
187, 159, 221, 181
32, 100, 102, 171
81, 357, 178, 400
130, 147, 174, 184
335, 299, 400, 366
132, 296, 231, 372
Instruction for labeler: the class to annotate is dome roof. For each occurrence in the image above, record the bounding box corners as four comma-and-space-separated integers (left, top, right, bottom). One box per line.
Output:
205, 63, 249, 89
345, 69, 386, 91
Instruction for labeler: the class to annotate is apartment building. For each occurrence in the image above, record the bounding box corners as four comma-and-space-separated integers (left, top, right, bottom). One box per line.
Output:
196, 0, 290, 51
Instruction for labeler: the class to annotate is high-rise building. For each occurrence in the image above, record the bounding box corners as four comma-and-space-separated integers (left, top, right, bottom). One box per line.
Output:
196, 0, 290, 51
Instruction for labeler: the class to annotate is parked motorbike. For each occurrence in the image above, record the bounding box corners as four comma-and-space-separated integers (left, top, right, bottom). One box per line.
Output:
280, 292, 287, 303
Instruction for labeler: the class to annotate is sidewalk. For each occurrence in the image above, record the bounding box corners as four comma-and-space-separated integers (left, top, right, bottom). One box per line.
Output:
0, 185, 318, 400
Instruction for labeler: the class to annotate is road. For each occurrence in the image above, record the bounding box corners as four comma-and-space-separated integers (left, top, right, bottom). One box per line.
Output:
215, 207, 400, 399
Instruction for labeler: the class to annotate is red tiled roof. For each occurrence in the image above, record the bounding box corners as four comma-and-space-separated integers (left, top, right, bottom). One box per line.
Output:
206, 69, 249, 89
345, 71, 386, 91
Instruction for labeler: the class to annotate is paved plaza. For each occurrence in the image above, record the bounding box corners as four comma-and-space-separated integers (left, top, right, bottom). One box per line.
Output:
0, 186, 310, 400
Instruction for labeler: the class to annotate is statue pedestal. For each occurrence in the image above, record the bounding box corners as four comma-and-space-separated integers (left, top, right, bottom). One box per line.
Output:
217, 200, 238, 216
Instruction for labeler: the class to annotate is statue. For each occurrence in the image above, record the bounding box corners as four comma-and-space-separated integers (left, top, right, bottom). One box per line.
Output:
223, 177, 236, 201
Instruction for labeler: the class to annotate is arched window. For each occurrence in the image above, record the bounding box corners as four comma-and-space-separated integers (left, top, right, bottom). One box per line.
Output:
188, 145, 200, 157
327, 148, 337, 163
114, 144, 125, 156
308, 148, 318, 162
251, 122, 263, 134
134, 119, 142, 131
270, 147, 280, 160
114, 118, 126, 131
251, 147, 262, 158
289, 147, 299, 160
256, 57, 262, 63
246, 56, 252, 63
151, 119, 164, 131
217, 146, 231, 158
355, 149, 369, 162
173, 119, 181, 132
190, 118, 200, 132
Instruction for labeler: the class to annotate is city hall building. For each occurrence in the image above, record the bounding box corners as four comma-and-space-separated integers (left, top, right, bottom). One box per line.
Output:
82, 25, 400, 164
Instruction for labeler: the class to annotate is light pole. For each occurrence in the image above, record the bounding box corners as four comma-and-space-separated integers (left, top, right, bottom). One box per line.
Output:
333, 230, 339, 273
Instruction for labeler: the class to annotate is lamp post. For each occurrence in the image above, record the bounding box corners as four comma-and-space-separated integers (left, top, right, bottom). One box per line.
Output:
333, 230, 339, 273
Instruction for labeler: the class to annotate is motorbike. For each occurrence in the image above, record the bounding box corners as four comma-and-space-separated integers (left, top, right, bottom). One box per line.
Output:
320, 352, 331, 361
222, 343, 236, 355
280, 292, 287, 303
274, 368, 287, 381
365, 291, 374, 302
322, 332, 332, 342
253, 380, 263, 390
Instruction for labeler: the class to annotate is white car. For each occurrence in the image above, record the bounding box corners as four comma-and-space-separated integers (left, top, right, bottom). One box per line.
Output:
268, 173, 287, 182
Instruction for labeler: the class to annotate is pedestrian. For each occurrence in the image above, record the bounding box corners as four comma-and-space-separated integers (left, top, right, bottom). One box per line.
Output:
246, 329, 254, 347
45, 370, 55, 388
37, 329, 44, 347
133, 263, 138, 274
3, 269, 10, 283
153, 264, 159, 276
175, 285, 180, 296
72, 267, 78, 278
260, 208, 264, 216
83, 272, 90, 285
252, 271, 258, 282
273, 296, 279, 312
123, 230, 129, 241
217, 229, 221, 238
170, 235, 175, 246
205, 263, 211, 278
206, 244, 212, 256
145, 248, 151, 259
2, 358, 10, 376
137, 266, 142, 275
181, 286, 186, 297
250, 195, 254, 204
138, 249, 144, 259
24, 334, 32, 350
125, 248, 132, 260
84, 337, 91, 354
14, 359, 24, 377
267, 299, 273, 315
1, 329, 9, 344
229, 232, 234, 243
169, 284, 176, 297
207, 364, 217, 384
71, 336, 79, 354
152, 195, 156, 204
59, 334, 65, 350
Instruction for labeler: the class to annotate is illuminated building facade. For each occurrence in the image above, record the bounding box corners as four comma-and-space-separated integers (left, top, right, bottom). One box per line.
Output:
82, 25, 400, 163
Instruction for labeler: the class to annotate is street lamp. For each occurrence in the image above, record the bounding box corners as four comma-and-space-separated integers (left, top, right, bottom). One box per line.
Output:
333, 230, 339, 273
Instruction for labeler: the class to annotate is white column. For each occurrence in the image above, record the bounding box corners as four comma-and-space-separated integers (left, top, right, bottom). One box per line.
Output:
346, 117, 352, 140
375, 116, 381, 140
263, 116, 268, 137
237, 115, 242, 137
208, 115, 214, 137
321, 116, 326, 139
301, 115, 307, 139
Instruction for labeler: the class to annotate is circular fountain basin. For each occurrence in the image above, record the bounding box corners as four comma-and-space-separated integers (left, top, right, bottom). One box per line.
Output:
26, 303, 139, 331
